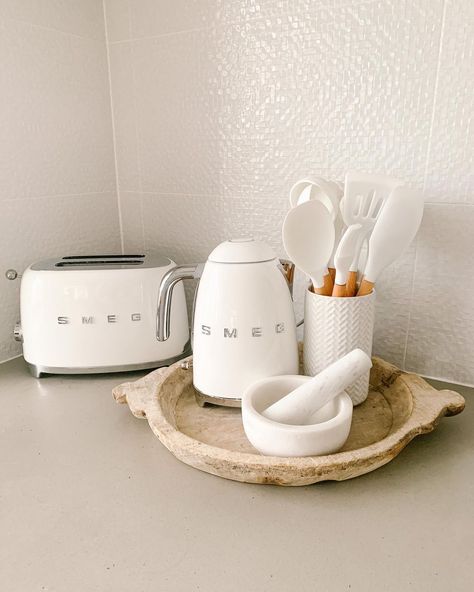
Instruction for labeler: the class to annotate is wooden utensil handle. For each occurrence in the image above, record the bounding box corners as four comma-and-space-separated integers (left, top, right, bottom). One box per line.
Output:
328, 267, 336, 282
332, 283, 347, 297
313, 273, 334, 296
346, 271, 358, 297
357, 278, 375, 296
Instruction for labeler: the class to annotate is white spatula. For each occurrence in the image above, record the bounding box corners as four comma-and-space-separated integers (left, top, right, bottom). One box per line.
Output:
357, 187, 424, 296
332, 223, 362, 296
282, 200, 335, 296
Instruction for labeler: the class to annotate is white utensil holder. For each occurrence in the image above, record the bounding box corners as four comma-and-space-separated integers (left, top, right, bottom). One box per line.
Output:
303, 289, 375, 405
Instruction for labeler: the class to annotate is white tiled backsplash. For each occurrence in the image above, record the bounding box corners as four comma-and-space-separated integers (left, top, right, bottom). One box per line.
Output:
1, 0, 472, 386
0, 1, 120, 362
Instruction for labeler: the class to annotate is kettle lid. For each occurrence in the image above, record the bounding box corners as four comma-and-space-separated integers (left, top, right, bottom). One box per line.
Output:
208, 238, 276, 264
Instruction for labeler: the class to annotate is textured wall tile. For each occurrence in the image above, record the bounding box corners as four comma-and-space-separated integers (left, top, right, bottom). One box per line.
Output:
141, 193, 288, 261
372, 242, 416, 368
120, 191, 145, 252
0, 0, 106, 40
423, 0, 474, 204
104, 0, 131, 43
405, 204, 474, 384
0, 280, 21, 361
0, 193, 121, 271
108, 42, 141, 191
126, 1, 443, 199
208, 0, 442, 196
0, 18, 116, 200
124, 0, 374, 40
130, 0, 212, 39
132, 31, 223, 196
0, 193, 121, 361
0, 7, 120, 362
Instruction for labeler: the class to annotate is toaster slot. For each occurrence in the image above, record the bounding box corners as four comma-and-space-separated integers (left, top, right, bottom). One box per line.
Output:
56, 254, 145, 267
56, 259, 144, 267
30, 253, 170, 271
62, 255, 144, 260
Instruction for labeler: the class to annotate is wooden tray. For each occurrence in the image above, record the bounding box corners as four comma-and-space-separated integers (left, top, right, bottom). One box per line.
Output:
113, 354, 465, 486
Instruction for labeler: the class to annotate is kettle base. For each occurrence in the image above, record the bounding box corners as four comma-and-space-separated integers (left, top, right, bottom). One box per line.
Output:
194, 388, 242, 409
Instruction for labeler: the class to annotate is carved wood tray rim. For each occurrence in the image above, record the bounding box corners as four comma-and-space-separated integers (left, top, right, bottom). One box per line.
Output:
113, 355, 465, 486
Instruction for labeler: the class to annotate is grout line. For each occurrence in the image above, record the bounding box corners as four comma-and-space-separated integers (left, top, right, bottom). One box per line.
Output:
3, 191, 462, 206
403, 0, 448, 370
120, 190, 292, 201
124, 191, 474, 207
106, 0, 381, 45
109, 26, 208, 45
129, 40, 146, 251
401, 235, 420, 370
0, 14, 103, 42
420, 373, 474, 390
102, 0, 124, 254
2, 191, 116, 203
422, 0, 448, 194
423, 201, 473, 207
0, 354, 22, 365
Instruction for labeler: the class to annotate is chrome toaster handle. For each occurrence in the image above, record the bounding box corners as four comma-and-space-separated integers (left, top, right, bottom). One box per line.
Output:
156, 263, 204, 342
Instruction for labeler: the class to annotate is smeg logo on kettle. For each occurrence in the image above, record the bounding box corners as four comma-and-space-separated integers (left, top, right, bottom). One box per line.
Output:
201, 323, 285, 337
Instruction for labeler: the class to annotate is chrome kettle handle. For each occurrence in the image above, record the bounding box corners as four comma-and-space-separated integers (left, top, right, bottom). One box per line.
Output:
279, 258, 295, 297
156, 263, 204, 341
279, 258, 304, 327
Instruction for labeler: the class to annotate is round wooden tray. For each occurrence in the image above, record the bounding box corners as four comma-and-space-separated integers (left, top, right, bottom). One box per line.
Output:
113, 353, 465, 486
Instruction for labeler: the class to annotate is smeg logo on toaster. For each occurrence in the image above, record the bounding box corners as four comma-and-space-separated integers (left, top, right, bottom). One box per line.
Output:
57, 313, 142, 325
201, 323, 285, 338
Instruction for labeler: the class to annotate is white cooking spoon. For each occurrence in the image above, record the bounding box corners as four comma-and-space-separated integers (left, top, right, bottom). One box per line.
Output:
289, 178, 344, 281
357, 186, 424, 296
289, 177, 341, 217
282, 199, 335, 296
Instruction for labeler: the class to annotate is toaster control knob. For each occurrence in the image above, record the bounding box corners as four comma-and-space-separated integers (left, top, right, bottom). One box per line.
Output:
13, 322, 23, 342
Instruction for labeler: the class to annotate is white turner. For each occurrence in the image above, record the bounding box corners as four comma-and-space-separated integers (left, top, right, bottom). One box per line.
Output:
357, 186, 424, 296
262, 349, 372, 425
341, 171, 402, 297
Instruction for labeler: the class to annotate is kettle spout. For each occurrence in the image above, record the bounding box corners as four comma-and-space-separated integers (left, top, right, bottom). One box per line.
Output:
156, 263, 204, 341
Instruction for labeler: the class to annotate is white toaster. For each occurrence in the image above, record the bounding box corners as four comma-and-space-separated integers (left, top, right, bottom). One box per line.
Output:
15, 254, 190, 377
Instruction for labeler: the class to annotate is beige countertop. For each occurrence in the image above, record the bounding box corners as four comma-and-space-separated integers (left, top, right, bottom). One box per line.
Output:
1, 357, 473, 592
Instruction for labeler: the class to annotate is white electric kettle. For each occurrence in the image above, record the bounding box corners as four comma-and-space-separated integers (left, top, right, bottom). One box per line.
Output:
156, 238, 299, 407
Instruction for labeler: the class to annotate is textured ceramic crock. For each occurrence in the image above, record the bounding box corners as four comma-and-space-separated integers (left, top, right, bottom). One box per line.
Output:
303, 288, 375, 405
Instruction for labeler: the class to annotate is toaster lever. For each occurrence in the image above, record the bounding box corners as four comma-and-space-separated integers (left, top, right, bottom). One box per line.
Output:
13, 322, 23, 342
